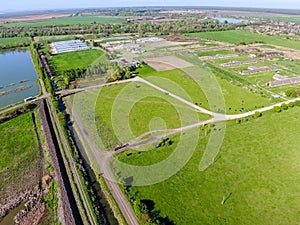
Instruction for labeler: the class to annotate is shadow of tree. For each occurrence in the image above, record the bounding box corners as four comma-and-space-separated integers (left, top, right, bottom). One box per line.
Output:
141, 199, 175, 225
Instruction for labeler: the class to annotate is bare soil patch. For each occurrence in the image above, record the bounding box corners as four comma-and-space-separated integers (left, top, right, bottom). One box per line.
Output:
165, 34, 200, 42
145, 40, 194, 48
0, 13, 69, 24
144, 56, 194, 71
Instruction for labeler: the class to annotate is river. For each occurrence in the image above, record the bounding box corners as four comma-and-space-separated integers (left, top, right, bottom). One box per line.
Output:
0, 204, 25, 225
214, 17, 242, 24
0, 49, 40, 109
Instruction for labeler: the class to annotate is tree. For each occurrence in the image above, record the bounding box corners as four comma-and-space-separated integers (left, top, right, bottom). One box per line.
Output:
285, 89, 297, 97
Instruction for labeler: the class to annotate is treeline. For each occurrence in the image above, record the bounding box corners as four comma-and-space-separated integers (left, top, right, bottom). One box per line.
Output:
30, 43, 55, 95
0, 19, 239, 38
55, 62, 132, 89
121, 183, 175, 225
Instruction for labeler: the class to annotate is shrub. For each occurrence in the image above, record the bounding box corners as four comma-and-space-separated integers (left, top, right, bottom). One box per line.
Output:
295, 100, 300, 106
281, 103, 288, 110
288, 102, 295, 108
285, 89, 297, 97
273, 106, 281, 112
253, 111, 262, 118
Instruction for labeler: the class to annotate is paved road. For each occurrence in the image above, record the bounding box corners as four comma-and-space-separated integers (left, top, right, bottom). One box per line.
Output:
0, 93, 49, 115
0, 79, 49, 115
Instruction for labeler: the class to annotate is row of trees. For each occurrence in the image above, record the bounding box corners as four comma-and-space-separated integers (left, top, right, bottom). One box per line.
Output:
59, 62, 132, 89
0, 19, 240, 38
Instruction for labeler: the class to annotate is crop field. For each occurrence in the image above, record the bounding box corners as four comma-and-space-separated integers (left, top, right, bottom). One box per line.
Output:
185, 30, 300, 50
49, 49, 105, 75
0, 112, 40, 201
116, 107, 300, 225
2, 15, 124, 27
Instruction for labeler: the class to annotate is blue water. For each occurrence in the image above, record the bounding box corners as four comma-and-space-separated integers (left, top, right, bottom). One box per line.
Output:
0, 49, 40, 109
215, 17, 241, 24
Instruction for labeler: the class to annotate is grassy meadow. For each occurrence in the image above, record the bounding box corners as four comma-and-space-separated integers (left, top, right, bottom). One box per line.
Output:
185, 30, 300, 50
72, 81, 210, 150
117, 107, 300, 225
0, 37, 32, 48
49, 49, 105, 75
0, 112, 40, 192
137, 64, 272, 114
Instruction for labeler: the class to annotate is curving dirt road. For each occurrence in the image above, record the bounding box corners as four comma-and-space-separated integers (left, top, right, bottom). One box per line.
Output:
63, 76, 300, 225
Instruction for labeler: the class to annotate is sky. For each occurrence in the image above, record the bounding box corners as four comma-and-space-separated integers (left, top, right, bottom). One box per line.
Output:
1, 0, 300, 11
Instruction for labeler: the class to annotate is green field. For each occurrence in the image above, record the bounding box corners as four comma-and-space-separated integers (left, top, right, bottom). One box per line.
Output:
197, 49, 235, 57
137, 64, 272, 113
49, 49, 105, 75
2, 15, 124, 27
72, 81, 210, 150
0, 112, 39, 192
185, 30, 300, 50
0, 37, 32, 48
197, 47, 300, 97
117, 107, 300, 225
259, 16, 300, 23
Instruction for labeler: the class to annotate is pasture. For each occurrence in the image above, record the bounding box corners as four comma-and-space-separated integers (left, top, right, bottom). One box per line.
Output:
117, 107, 300, 225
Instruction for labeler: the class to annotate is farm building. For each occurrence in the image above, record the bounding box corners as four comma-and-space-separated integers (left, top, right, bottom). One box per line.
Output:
137, 37, 164, 43
266, 76, 300, 87
273, 74, 288, 81
99, 36, 132, 42
50, 40, 90, 54
220, 60, 257, 67
201, 54, 239, 60
264, 51, 284, 57
240, 66, 279, 75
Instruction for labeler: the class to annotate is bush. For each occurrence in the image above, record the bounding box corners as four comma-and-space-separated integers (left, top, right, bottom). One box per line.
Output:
281, 103, 288, 110
253, 111, 262, 118
295, 100, 300, 106
273, 106, 281, 112
285, 89, 297, 97
288, 102, 295, 108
